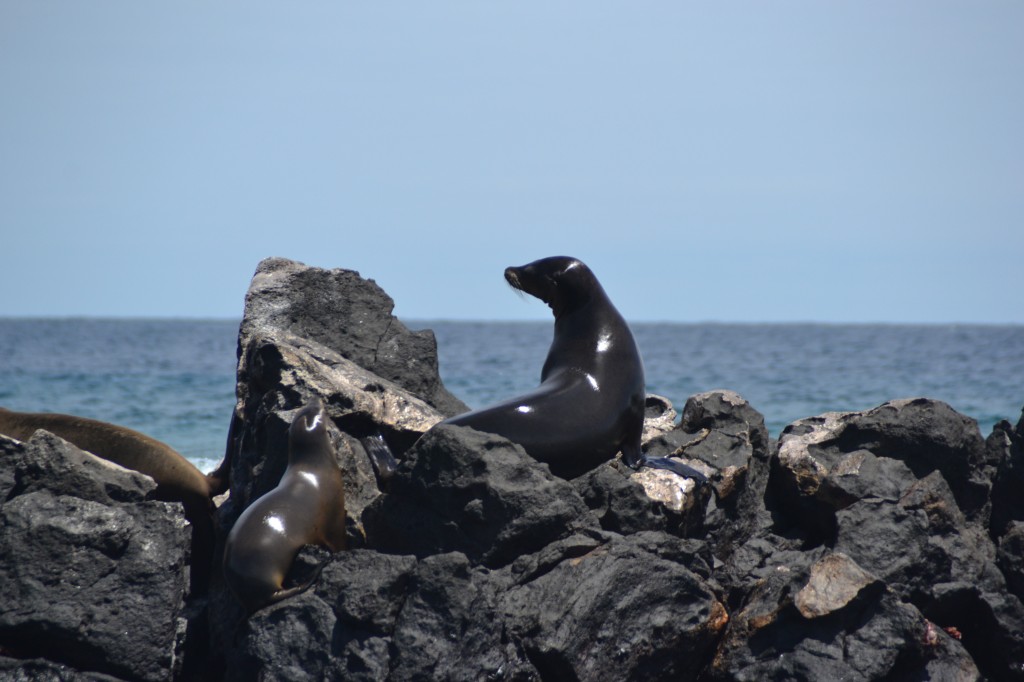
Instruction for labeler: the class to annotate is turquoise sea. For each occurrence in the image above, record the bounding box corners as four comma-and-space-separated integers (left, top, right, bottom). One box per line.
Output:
1, 318, 1022, 473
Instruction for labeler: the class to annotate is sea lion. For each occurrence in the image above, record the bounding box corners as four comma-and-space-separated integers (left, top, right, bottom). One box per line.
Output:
0, 407, 216, 524
441, 256, 707, 481
0, 406, 220, 591
222, 399, 347, 613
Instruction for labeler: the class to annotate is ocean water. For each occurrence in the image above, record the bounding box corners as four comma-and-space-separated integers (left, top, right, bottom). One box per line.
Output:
0, 319, 238, 473
1, 318, 1022, 473
430, 321, 1024, 438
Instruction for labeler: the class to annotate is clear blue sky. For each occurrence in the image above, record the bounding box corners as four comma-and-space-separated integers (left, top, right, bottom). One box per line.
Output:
2, 3, 1021, 323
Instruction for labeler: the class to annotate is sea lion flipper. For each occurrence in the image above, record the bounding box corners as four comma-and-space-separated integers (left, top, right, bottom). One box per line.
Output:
361, 432, 399, 485
257, 559, 328, 612
638, 455, 709, 485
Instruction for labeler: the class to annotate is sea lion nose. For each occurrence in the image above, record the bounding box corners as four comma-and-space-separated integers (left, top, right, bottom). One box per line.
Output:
504, 268, 521, 290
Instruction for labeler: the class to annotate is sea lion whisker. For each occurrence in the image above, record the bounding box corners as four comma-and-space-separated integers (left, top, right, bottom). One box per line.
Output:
504, 267, 523, 293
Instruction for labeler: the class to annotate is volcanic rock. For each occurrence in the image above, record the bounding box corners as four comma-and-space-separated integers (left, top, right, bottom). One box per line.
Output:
0, 431, 190, 682
6, 259, 1024, 681
237, 257, 467, 417
990, 409, 1024, 538
644, 390, 773, 558
362, 424, 601, 568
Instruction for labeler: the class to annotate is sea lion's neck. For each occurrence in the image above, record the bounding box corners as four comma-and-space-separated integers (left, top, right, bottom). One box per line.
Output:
543, 294, 621, 379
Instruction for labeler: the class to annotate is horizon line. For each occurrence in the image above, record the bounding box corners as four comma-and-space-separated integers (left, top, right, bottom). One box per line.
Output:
1, 314, 1022, 328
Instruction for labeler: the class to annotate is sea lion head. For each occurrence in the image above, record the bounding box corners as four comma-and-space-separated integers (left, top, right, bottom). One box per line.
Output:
288, 399, 331, 462
505, 256, 599, 317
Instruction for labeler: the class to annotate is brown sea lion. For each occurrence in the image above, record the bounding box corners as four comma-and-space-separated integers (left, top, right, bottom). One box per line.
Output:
0, 406, 220, 590
222, 399, 347, 613
0, 407, 216, 524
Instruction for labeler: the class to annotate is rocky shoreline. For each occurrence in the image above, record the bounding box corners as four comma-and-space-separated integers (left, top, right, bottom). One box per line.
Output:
2, 257, 1023, 681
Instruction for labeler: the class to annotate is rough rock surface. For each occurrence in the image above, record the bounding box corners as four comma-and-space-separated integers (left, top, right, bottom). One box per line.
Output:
764, 398, 1024, 681
990, 409, 1024, 537
0, 431, 190, 682
644, 389, 773, 557
3, 258, 1023, 681
236, 257, 467, 417
709, 544, 980, 681
220, 259, 466, 544
363, 424, 602, 568
224, 329, 444, 527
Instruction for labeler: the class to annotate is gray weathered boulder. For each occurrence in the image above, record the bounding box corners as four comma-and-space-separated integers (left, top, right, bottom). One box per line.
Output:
220, 259, 462, 543
709, 546, 981, 681
644, 390, 773, 557
362, 424, 602, 568
0, 431, 190, 682
237, 257, 467, 417
758, 398, 1024, 680
223, 330, 443, 527
503, 531, 726, 682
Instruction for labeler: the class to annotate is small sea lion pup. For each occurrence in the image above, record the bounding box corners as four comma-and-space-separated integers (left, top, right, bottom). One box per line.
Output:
443, 256, 707, 481
223, 399, 347, 613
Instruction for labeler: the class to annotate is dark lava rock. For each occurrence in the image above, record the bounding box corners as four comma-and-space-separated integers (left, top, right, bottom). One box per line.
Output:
237, 257, 467, 417
709, 549, 981, 681
999, 521, 1024, 603
0, 432, 190, 682
645, 390, 773, 558
11, 259, 1024, 682
503, 532, 727, 682
226, 533, 727, 682
385, 552, 526, 681
0, 657, 130, 681
223, 549, 531, 682
769, 400, 1024, 680
774, 399, 993, 542
362, 424, 601, 568
990, 409, 1024, 538
220, 259, 461, 541
574, 464, 673, 535
833, 398, 995, 524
